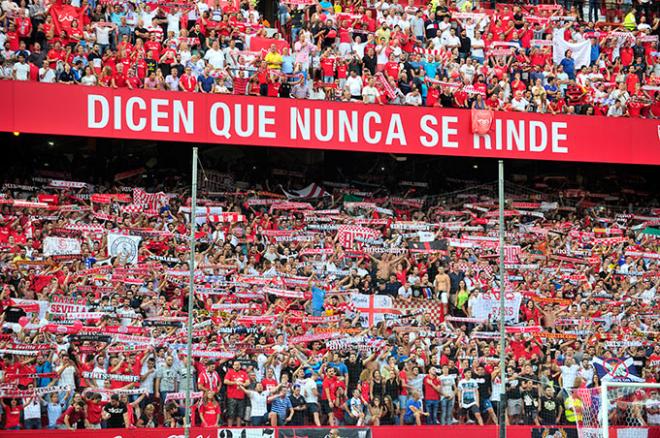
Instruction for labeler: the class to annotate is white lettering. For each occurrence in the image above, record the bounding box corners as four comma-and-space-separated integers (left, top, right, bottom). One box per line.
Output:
529, 121, 547, 152
88, 95, 109, 129
386, 114, 407, 145
473, 133, 491, 150
506, 120, 525, 151
258, 105, 276, 139
173, 101, 194, 134
314, 108, 333, 142
551, 122, 568, 153
235, 104, 254, 137
441, 116, 458, 148
495, 119, 503, 150
338, 111, 358, 143
419, 115, 438, 147
151, 99, 169, 133
209, 102, 232, 139
291, 108, 310, 140
363, 112, 382, 144
126, 97, 147, 131
113, 96, 122, 130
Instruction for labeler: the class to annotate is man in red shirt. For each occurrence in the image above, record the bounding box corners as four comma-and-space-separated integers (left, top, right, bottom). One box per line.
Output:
423, 367, 441, 424
47, 41, 65, 69
179, 67, 198, 92
223, 360, 249, 426
321, 366, 342, 426
198, 361, 221, 395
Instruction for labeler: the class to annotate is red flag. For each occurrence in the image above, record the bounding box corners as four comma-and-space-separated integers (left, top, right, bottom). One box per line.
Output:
471, 108, 494, 135
49, 2, 84, 37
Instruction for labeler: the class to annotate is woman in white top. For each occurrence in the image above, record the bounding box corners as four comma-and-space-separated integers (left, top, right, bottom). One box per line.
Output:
80, 66, 97, 86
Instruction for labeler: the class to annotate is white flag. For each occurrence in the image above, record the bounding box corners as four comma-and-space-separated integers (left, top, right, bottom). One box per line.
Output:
107, 233, 142, 265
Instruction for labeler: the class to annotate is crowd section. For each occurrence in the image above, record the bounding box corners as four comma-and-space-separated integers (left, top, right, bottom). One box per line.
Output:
0, 173, 658, 431
1, 0, 660, 116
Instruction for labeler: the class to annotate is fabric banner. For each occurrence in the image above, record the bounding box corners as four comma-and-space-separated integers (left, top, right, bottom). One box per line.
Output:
471, 293, 522, 324
351, 293, 398, 327
553, 28, 590, 69
49, 3, 85, 36
337, 225, 380, 249
591, 356, 645, 382
107, 233, 142, 265
43, 236, 82, 257
471, 109, 494, 135
1, 82, 658, 166
81, 371, 140, 382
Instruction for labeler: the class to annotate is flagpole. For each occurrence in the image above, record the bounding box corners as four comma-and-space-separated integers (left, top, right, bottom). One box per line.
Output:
184, 147, 198, 438
498, 159, 507, 438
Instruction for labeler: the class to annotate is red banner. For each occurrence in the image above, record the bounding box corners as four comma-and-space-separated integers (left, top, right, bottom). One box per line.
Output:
4, 425, 659, 438
0, 82, 658, 165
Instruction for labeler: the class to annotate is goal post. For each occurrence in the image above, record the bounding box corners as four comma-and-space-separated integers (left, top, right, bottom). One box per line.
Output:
601, 382, 660, 438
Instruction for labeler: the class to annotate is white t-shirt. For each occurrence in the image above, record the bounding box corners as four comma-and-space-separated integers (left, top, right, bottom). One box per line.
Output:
302, 377, 318, 403
345, 75, 363, 96
166, 12, 182, 36
140, 9, 157, 28
204, 48, 225, 69
560, 364, 580, 390
13, 62, 30, 80
398, 285, 412, 299
39, 67, 56, 83
248, 390, 270, 416
439, 374, 456, 398
95, 26, 111, 45
362, 85, 379, 104
458, 378, 479, 408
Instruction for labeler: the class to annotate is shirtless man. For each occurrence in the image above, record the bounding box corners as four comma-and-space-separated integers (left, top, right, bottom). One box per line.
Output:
434, 266, 451, 315
371, 253, 405, 282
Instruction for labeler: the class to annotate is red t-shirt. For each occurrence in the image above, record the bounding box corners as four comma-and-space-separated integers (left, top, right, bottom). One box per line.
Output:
321, 57, 336, 77
86, 400, 105, 424
399, 370, 408, 396
337, 64, 348, 79
4, 405, 21, 428
424, 375, 440, 400
199, 402, 221, 426
180, 74, 197, 92
261, 377, 278, 392
385, 61, 399, 79
426, 87, 440, 107
225, 369, 249, 399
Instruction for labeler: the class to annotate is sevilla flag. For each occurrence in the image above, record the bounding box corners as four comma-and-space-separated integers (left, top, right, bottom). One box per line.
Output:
49, 1, 85, 36
471, 109, 494, 135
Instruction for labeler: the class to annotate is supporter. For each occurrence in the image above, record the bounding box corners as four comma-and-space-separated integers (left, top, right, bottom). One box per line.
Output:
0, 150, 658, 433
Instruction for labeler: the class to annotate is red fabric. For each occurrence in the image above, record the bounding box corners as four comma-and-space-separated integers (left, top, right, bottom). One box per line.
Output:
471, 109, 494, 135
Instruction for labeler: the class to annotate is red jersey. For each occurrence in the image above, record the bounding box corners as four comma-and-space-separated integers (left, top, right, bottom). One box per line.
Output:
321, 57, 336, 77
86, 400, 105, 425
426, 87, 440, 106
337, 64, 348, 79
423, 375, 440, 400
3, 405, 21, 429
199, 401, 221, 426
180, 73, 197, 92
385, 61, 399, 79
224, 369, 249, 399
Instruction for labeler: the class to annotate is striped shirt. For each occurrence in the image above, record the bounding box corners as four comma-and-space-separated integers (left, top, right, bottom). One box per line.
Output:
270, 395, 292, 420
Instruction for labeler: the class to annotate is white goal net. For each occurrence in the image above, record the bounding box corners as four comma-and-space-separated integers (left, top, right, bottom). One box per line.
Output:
569, 382, 660, 438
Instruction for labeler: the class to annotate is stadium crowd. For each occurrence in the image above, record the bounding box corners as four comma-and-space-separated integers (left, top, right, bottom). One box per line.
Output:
0, 170, 658, 431
1, 0, 660, 117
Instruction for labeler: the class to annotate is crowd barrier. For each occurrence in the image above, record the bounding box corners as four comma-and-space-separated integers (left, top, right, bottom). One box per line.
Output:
4, 425, 660, 438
